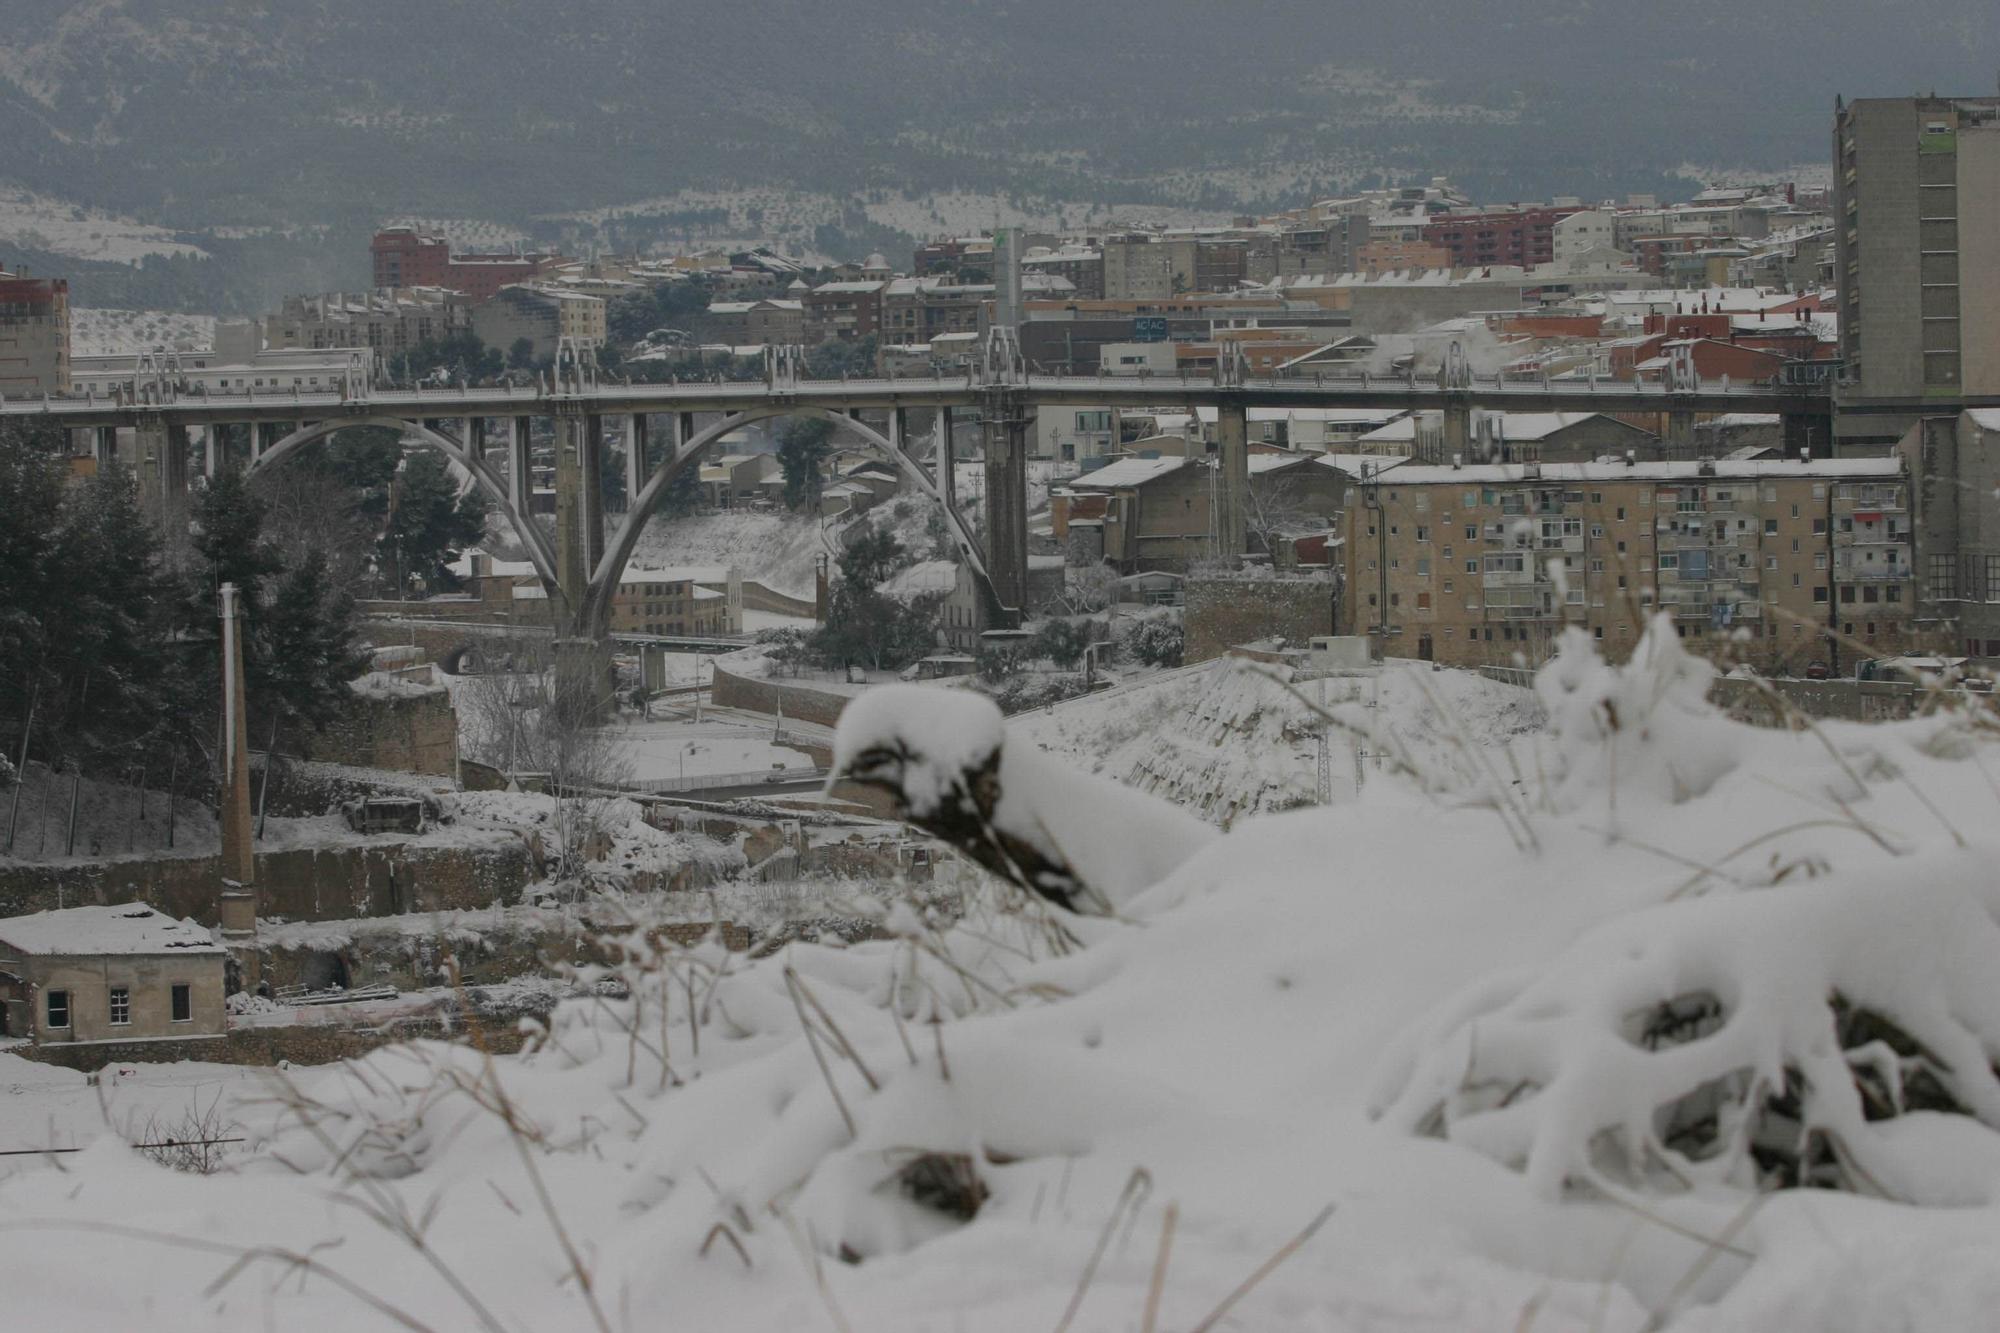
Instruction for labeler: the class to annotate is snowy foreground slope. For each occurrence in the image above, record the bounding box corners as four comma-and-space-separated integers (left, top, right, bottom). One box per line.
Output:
8, 622, 2000, 1329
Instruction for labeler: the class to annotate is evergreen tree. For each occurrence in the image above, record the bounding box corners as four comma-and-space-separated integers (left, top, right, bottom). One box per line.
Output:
778, 417, 835, 511
809, 531, 940, 672
384, 452, 489, 593
187, 465, 364, 740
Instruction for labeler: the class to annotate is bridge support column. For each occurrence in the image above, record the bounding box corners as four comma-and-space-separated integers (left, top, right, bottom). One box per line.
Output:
1442, 400, 1473, 463
134, 416, 191, 541
1666, 408, 1697, 455
1215, 398, 1248, 564
981, 397, 1030, 627
553, 409, 605, 634
937, 408, 956, 510
624, 413, 647, 511
508, 417, 532, 516
552, 636, 615, 729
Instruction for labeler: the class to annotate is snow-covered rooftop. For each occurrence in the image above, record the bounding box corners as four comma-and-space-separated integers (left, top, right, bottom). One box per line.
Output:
0, 904, 225, 957
1067, 457, 1187, 489
1372, 457, 1903, 486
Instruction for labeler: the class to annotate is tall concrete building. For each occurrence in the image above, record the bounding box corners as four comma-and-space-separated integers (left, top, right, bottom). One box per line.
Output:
1832, 95, 2000, 448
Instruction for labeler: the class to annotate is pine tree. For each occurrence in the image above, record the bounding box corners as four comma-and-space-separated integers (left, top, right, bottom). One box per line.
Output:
778, 417, 834, 510
384, 452, 489, 593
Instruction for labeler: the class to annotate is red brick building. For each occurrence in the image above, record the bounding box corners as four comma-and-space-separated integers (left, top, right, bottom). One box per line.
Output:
0, 269, 70, 395
1421, 206, 1581, 269
370, 228, 565, 302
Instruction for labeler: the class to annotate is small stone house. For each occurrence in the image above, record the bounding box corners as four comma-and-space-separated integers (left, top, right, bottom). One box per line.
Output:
0, 904, 228, 1045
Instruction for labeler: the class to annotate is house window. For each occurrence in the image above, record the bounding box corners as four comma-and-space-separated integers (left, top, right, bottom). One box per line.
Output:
45, 990, 69, 1029
1813, 587, 1829, 603
109, 987, 131, 1026
172, 985, 192, 1023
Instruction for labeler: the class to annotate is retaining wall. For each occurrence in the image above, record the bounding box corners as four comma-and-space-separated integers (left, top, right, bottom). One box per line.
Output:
1185, 575, 1336, 665
0, 837, 538, 924
711, 664, 853, 729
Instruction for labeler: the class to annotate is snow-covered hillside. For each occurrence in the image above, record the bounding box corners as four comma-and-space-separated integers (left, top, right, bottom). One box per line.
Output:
69, 308, 217, 356
8, 621, 2000, 1330
1013, 655, 1545, 822
631, 496, 951, 599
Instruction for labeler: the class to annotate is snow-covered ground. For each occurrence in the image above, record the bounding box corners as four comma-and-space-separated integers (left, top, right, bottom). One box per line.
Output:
7, 621, 2000, 1329
609, 715, 819, 784
631, 507, 839, 600
1013, 655, 1545, 821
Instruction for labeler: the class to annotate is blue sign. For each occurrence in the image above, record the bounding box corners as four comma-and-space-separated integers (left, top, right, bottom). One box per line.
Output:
1131, 316, 1169, 343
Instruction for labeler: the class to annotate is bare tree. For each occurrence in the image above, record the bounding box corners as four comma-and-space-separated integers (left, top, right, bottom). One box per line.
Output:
455, 633, 634, 891
1245, 472, 1320, 564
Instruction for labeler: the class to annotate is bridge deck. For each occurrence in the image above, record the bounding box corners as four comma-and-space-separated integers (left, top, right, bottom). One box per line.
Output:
0, 370, 1839, 426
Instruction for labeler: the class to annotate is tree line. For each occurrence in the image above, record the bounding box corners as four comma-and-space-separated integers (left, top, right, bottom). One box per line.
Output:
0, 419, 488, 843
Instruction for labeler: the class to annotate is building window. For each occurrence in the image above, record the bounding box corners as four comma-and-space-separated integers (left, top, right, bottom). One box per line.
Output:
109, 987, 131, 1026
172, 984, 192, 1023
45, 990, 69, 1029
1929, 554, 1957, 600
1813, 587, 1829, 604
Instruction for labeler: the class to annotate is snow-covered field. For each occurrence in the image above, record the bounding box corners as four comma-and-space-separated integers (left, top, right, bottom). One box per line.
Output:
69, 308, 217, 356
610, 715, 819, 784
0, 186, 208, 263
8, 621, 2000, 1329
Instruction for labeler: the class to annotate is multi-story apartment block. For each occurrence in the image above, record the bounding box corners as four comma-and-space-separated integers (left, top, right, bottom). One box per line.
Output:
803, 281, 883, 344
1832, 95, 2000, 449
1338, 457, 1917, 671
1421, 206, 1581, 269
607, 566, 738, 637
0, 268, 70, 395
468, 285, 606, 363
267, 289, 472, 358
370, 228, 566, 302
703, 298, 805, 346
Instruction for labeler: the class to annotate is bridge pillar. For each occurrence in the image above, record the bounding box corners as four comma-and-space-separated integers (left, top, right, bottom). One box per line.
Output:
134, 416, 191, 541
1441, 400, 1474, 463
937, 408, 957, 509
624, 413, 647, 510
1666, 408, 1697, 454
1215, 398, 1248, 564
469, 416, 488, 459
981, 397, 1031, 627
552, 408, 605, 633
508, 417, 533, 516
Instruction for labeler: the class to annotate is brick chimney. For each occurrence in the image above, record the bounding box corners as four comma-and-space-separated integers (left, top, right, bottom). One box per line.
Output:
216, 583, 260, 985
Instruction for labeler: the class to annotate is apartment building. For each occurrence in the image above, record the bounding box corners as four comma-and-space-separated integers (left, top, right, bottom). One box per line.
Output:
267, 288, 472, 358
1338, 457, 1917, 671
703, 298, 805, 346
468, 285, 607, 362
0, 268, 70, 395
803, 281, 883, 344
608, 566, 738, 637
370, 228, 566, 301
1422, 206, 1581, 269
1832, 95, 2000, 448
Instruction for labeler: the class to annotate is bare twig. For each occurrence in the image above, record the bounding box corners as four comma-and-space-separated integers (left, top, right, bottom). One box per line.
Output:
1185, 1202, 1335, 1333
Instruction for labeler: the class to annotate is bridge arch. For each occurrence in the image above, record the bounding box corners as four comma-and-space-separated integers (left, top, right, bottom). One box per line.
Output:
248, 415, 558, 597
582, 404, 990, 641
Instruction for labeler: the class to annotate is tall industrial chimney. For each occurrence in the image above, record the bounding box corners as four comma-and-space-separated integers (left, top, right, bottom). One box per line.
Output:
216, 583, 260, 986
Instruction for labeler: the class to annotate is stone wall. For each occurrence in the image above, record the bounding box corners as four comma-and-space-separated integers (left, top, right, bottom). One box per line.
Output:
0, 837, 539, 924
740, 580, 818, 619
1185, 574, 1336, 664
16, 1012, 537, 1074
711, 663, 853, 728
306, 686, 459, 776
